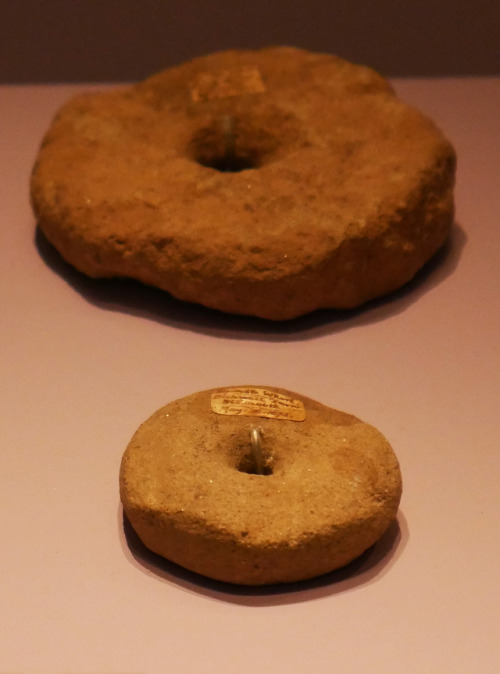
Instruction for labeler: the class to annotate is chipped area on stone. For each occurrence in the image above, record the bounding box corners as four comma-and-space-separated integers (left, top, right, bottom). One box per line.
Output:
190, 66, 266, 102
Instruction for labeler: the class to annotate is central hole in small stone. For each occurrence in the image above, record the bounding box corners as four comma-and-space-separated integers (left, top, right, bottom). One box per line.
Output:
236, 427, 273, 475
237, 453, 273, 476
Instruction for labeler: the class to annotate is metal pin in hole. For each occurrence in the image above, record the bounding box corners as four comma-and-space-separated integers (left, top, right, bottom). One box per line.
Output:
221, 114, 235, 171
250, 426, 264, 475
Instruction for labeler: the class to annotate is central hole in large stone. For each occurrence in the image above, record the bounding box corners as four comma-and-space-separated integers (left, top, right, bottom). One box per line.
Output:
200, 152, 257, 173
192, 115, 260, 173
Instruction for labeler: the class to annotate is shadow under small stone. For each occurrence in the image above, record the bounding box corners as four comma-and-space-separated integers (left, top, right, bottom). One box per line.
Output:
120, 509, 406, 606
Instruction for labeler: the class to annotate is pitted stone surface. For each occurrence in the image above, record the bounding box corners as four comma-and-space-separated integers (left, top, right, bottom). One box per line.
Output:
31, 47, 456, 319
120, 386, 402, 585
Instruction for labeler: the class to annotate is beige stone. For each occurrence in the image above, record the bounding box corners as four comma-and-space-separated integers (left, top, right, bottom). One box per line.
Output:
120, 386, 402, 585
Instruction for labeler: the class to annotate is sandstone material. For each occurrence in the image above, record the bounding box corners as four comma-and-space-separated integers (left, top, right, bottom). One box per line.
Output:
31, 47, 456, 320
119, 386, 403, 585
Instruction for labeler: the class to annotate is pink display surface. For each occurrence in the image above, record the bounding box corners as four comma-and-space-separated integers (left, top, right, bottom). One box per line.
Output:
1, 77, 499, 673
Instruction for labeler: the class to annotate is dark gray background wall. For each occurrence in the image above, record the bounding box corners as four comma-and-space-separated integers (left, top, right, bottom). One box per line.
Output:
1, 0, 499, 83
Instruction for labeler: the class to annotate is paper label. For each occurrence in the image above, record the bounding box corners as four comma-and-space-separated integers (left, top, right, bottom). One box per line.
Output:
211, 387, 305, 422
190, 67, 265, 102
